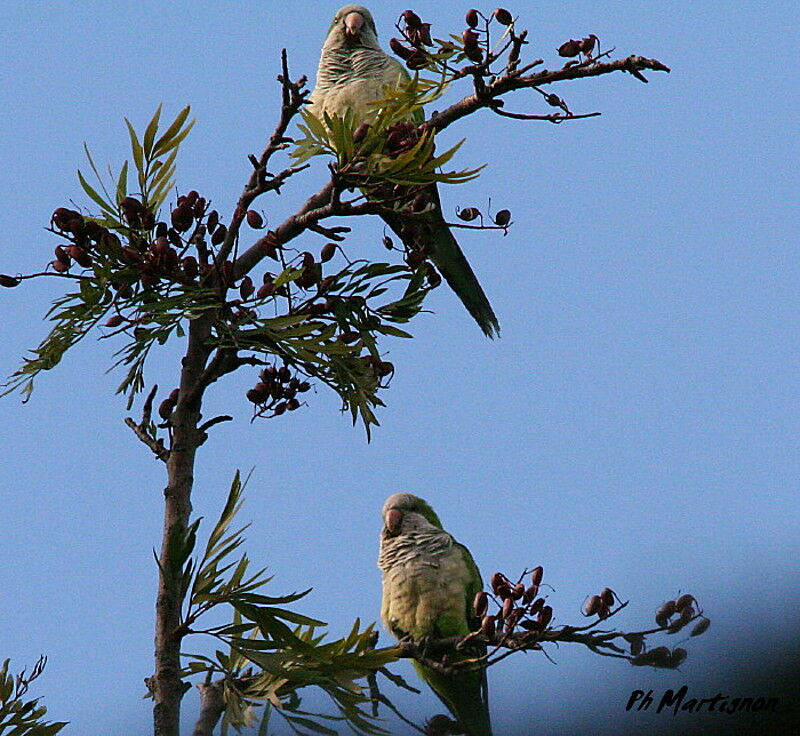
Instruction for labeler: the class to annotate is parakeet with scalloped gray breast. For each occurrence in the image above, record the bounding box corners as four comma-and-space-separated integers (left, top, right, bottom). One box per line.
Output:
378, 493, 492, 736
308, 5, 500, 337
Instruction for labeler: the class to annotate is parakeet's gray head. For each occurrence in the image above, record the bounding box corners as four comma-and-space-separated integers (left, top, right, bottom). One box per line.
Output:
324, 5, 381, 51
381, 493, 444, 537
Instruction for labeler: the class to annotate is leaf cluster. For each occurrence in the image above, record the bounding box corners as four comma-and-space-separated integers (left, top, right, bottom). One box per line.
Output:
0, 657, 67, 736
163, 473, 397, 735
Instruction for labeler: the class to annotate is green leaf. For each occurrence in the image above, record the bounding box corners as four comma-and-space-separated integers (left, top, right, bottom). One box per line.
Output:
77, 170, 115, 216
116, 160, 129, 204
152, 105, 191, 157
125, 118, 144, 175
142, 104, 163, 157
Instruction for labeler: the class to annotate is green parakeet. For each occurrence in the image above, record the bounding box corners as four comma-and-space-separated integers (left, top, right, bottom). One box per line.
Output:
308, 5, 500, 337
378, 493, 492, 736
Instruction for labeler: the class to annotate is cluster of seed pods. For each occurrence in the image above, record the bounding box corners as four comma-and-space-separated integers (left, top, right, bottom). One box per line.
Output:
246, 365, 311, 418
473, 566, 552, 638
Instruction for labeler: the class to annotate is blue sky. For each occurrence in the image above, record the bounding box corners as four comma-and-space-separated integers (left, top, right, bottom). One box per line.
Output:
1, 1, 798, 734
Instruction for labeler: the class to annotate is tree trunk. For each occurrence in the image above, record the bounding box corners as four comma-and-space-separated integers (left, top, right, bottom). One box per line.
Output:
153, 315, 213, 736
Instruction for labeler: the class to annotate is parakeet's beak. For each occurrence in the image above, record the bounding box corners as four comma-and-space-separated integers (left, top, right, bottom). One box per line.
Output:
344, 11, 365, 41
384, 508, 403, 535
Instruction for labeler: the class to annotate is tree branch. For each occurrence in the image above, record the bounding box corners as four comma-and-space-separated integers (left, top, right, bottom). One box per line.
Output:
425, 55, 670, 134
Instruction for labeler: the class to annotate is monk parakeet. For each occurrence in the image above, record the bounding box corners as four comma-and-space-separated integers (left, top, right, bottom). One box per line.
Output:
378, 493, 492, 736
308, 5, 500, 338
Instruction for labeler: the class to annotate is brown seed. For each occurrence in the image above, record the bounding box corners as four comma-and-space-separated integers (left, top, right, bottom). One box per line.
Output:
257, 283, 276, 299
522, 585, 538, 605
239, 275, 255, 299
206, 210, 219, 233
67, 245, 92, 268
211, 224, 227, 246
104, 314, 124, 328
158, 398, 175, 421
675, 594, 695, 612
493, 8, 513, 26
480, 615, 496, 638
383, 235, 394, 250
457, 207, 480, 221
528, 598, 544, 616
690, 618, 711, 637
54, 246, 71, 266
670, 648, 687, 668
474, 591, 489, 617
246, 210, 264, 229
579, 34, 598, 55
655, 601, 676, 627
401, 9, 421, 29
406, 52, 428, 70
558, 39, 582, 58
494, 209, 512, 227
538, 605, 553, 628
51, 259, 69, 273
583, 595, 601, 617
0, 275, 21, 287
465, 9, 479, 28
390, 37, 414, 60
182, 256, 198, 279
600, 587, 615, 607
530, 566, 543, 587
491, 572, 509, 595
171, 206, 193, 233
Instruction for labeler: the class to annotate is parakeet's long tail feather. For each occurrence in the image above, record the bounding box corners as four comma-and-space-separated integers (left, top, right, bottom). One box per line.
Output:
381, 186, 500, 338
413, 660, 492, 736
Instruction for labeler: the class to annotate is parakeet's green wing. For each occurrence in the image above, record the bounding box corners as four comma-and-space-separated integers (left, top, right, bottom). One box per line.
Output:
380, 63, 500, 337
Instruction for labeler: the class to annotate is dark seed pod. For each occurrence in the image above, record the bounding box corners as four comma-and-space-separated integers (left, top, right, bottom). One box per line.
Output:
239, 275, 255, 299
158, 398, 175, 421
600, 587, 615, 607
528, 598, 545, 616
298, 381, 311, 393
273, 401, 287, 416
493, 8, 513, 25
511, 583, 525, 600
246, 388, 265, 404
558, 39, 582, 58
457, 207, 480, 221
211, 224, 227, 246
206, 210, 219, 233
171, 206, 193, 233
519, 619, 542, 632
491, 572, 509, 595
580, 34, 598, 55
246, 210, 264, 229
318, 275, 336, 293
675, 594, 695, 612
155, 221, 169, 239
480, 615, 496, 638
401, 9, 422, 29
287, 398, 300, 411
522, 585, 538, 605
383, 235, 394, 250
670, 648, 687, 668
530, 566, 543, 587
376, 361, 394, 378
690, 618, 711, 637
257, 283, 276, 299
67, 245, 92, 267
494, 209, 512, 227
417, 23, 432, 46
52, 259, 69, 273
538, 605, 553, 628
182, 256, 198, 279
583, 595, 601, 617
406, 52, 428, 70
626, 634, 644, 656
465, 9, 479, 28
104, 314, 124, 328
0, 275, 21, 287
462, 29, 479, 47
474, 591, 489, 618
54, 246, 71, 266
655, 600, 676, 627
390, 37, 415, 60
405, 250, 425, 270
501, 597, 514, 620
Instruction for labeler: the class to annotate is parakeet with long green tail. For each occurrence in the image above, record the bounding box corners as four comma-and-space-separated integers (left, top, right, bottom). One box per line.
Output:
308, 5, 500, 337
378, 493, 492, 736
